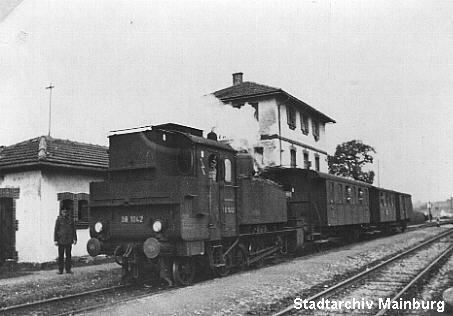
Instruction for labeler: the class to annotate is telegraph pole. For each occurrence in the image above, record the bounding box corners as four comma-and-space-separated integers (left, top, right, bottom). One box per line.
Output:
45, 83, 55, 136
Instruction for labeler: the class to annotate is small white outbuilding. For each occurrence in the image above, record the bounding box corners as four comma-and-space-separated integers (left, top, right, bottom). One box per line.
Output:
0, 136, 108, 264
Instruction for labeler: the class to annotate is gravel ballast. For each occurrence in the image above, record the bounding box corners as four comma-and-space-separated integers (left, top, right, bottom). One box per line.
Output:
79, 226, 452, 316
0, 263, 122, 308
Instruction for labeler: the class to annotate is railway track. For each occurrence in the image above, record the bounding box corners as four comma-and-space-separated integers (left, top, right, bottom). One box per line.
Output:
0, 283, 171, 316
1, 225, 451, 316
272, 228, 453, 316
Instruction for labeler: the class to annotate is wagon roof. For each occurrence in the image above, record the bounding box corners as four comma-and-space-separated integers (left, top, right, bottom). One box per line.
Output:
0, 136, 108, 172
315, 171, 373, 187
370, 186, 411, 196
263, 167, 372, 187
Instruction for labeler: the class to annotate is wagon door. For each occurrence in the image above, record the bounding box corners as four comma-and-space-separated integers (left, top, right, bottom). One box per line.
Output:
0, 197, 14, 264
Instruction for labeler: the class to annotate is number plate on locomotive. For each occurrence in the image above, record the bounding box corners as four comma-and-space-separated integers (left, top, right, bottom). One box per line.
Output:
121, 215, 144, 223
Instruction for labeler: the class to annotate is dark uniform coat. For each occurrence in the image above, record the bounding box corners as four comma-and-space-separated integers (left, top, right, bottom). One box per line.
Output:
54, 215, 77, 245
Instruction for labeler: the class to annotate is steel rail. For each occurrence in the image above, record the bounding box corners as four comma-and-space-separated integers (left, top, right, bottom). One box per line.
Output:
375, 243, 453, 316
0, 284, 128, 314
51, 286, 175, 316
271, 228, 453, 316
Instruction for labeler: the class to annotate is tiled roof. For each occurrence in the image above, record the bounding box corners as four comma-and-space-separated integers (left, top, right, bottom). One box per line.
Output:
213, 81, 281, 100
0, 136, 108, 171
212, 81, 336, 123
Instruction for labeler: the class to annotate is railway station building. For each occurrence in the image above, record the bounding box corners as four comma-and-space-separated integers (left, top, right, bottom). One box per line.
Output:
0, 136, 108, 264
212, 73, 335, 173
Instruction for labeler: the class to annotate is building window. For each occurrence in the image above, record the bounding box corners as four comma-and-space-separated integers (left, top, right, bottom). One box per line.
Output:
254, 147, 264, 167
300, 112, 309, 135
312, 119, 320, 141
250, 102, 259, 121
59, 197, 75, 217
303, 151, 310, 169
78, 200, 89, 223
290, 149, 296, 168
314, 155, 320, 171
287, 106, 296, 130
57, 192, 90, 229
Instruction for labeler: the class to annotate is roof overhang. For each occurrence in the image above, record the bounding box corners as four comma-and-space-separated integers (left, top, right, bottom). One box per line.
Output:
0, 161, 107, 174
218, 90, 336, 124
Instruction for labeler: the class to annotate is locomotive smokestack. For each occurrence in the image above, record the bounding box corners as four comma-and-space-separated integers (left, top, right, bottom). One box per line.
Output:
232, 72, 243, 86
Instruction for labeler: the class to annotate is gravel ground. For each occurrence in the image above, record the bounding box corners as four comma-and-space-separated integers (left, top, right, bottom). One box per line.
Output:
0, 262, 122, 308
78, 226, 452, 316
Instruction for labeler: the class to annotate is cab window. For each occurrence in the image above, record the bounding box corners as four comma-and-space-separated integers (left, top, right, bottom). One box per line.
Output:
224, 159, 232, 183
207, 154, 218, 181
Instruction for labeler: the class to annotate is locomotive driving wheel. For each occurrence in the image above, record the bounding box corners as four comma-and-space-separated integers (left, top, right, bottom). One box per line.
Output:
172, 257, 196, 286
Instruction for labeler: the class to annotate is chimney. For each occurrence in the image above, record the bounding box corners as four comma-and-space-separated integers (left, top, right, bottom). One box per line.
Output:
232, 72, 243, 86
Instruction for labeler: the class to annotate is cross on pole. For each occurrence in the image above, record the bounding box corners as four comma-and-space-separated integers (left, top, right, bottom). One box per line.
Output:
45, 83, 55, 136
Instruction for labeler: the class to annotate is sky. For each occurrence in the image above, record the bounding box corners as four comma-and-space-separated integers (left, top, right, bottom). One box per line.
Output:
1, 0, 452, 204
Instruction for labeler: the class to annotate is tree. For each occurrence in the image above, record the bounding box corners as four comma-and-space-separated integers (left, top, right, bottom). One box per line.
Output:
328, 140, 376, 184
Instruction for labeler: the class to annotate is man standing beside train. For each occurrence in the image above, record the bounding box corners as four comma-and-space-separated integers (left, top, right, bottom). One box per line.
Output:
54, 208, 77, 274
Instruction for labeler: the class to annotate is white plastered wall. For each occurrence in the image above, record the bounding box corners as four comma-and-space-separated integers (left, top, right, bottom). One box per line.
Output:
0, 170, 43, 262
40, 170, 104, 262
0, 169, 104, 263
254, 99, 329, 172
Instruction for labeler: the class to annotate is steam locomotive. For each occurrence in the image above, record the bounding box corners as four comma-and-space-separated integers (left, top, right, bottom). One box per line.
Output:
86, 123, 412, 285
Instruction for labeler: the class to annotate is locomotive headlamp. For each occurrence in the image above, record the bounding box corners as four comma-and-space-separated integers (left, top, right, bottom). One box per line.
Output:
94, 222, 103, 233
152, 220, 163, 232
